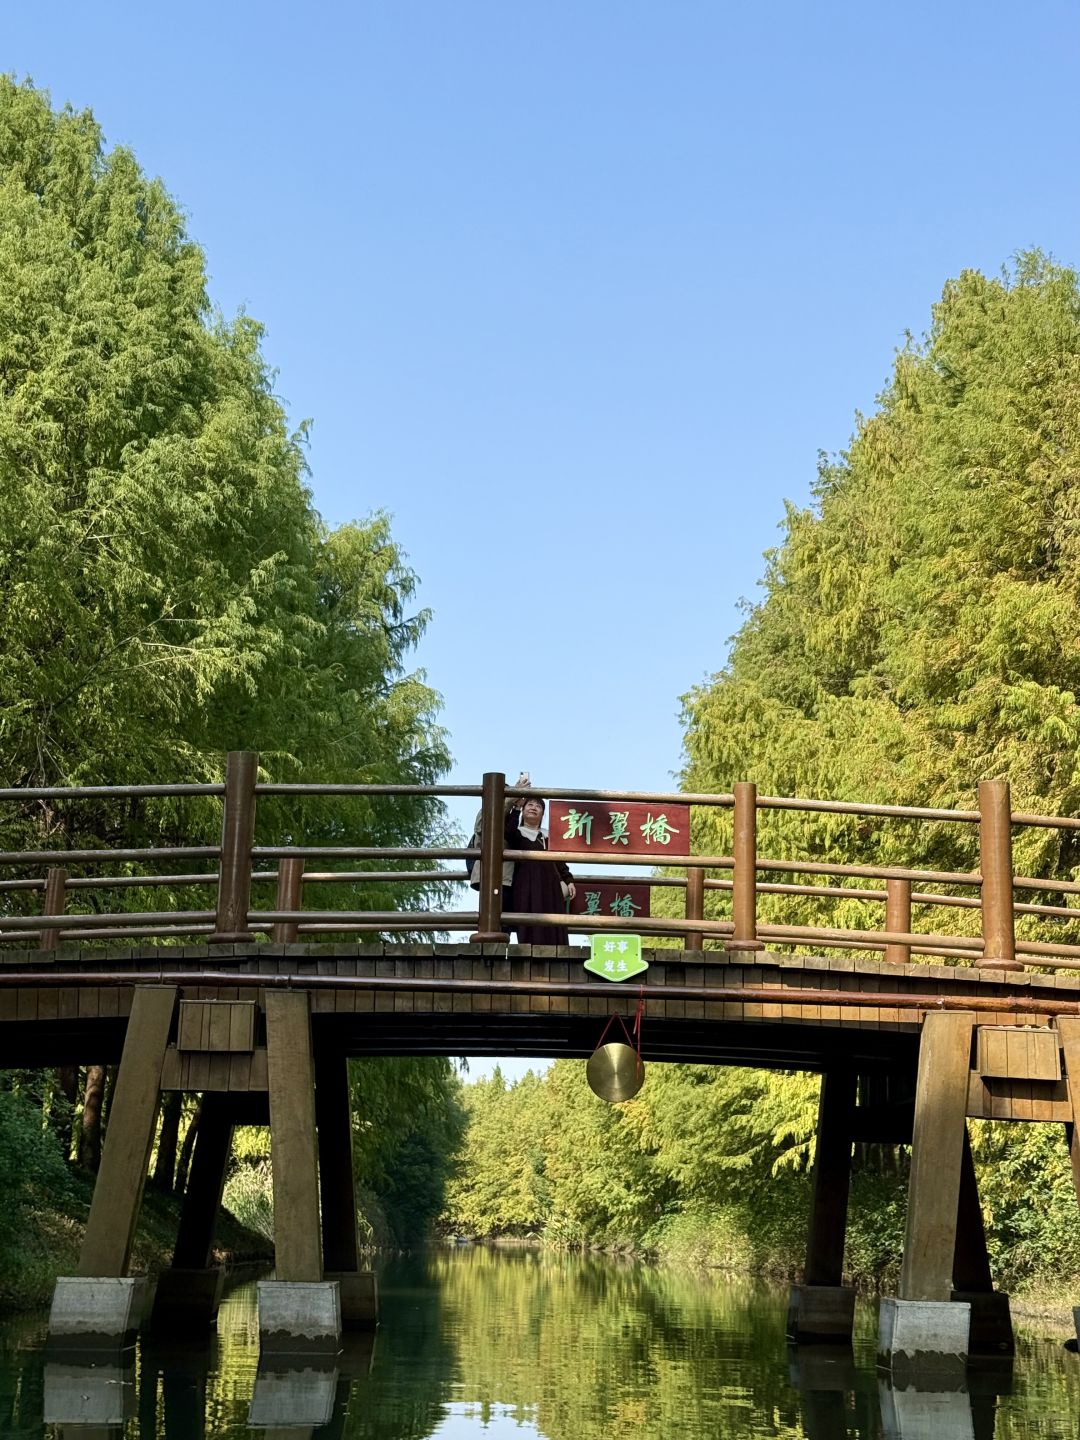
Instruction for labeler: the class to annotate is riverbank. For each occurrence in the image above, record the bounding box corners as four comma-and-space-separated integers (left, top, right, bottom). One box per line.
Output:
0, 1165, 272, 1313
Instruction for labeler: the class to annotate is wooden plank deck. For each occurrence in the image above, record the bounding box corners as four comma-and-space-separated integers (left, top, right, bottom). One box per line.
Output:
0, 943, 1075, 1085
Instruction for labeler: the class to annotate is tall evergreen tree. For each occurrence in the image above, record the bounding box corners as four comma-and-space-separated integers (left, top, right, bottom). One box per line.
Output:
681, 254, 1080, 940
0, 77, 448, 869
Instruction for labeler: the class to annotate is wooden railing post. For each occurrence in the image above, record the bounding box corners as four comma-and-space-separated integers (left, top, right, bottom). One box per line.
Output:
684, 866, 705, 951
726, 782, 764, 952
884, 877, 911, 964
40, 866, 68, 952
977, 779, 1022, 971
469, 771, 509, 944
271, 858, 305, 944
209, 750, 258, 944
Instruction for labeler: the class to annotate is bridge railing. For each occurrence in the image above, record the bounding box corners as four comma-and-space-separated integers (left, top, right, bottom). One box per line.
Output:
2, 757, 1080, 972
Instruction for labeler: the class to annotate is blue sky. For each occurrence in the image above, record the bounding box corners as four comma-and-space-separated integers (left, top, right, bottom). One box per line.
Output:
9, 3, 1080, 1077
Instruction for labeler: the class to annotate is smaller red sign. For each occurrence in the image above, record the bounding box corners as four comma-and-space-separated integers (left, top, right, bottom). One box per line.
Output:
566, 882, 651, 921
548, 801, 690, 857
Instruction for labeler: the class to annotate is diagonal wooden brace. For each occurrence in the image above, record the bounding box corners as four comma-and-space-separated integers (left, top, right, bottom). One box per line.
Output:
78, 986, 177, 1277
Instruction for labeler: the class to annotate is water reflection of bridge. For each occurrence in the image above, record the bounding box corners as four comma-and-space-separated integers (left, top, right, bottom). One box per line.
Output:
4, 758, 1079, 1372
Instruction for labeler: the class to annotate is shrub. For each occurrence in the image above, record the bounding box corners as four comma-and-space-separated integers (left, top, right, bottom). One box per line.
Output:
222, 1161, 274, 1243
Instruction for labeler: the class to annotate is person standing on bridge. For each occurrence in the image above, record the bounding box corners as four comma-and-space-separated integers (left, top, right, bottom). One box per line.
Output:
467, 770, 530, 906
504, 793, 576, 945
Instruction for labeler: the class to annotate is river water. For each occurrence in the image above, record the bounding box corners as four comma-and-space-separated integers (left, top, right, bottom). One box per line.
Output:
1, 1247, 1078, 1436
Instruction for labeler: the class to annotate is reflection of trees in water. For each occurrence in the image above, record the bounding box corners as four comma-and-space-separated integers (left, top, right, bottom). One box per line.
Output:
342, 1252, 458, 1440
1000, 1330, 1080, 1437
426, 1246, 809, 1440
0, 1316, 46, 1439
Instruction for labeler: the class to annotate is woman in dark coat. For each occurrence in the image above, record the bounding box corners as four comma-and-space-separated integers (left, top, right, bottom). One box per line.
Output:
505, 795, 575, 945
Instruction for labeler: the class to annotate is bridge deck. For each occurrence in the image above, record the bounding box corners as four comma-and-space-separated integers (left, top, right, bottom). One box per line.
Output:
3, 943, 1077, 1097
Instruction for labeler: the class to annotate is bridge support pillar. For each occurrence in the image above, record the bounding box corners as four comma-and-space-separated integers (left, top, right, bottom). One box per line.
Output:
1056, 1018, 1080, 1351
879, 1299, 970, 1383
951, 1125, 1013, 1357
49, 986, 177, 1348
315, 1046, 378, 1327
788, 1069, 856, 1343
151, 1093, 234, 1331
257, 1278, 342, 1355
262, 992, 341, 1352
879, 1011, 975, 1376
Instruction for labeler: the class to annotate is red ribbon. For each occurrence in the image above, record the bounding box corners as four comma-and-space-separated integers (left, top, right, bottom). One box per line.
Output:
593, 986, 646, 1077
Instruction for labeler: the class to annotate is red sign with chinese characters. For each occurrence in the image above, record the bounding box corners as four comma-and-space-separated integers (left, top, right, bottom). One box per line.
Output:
566, 882, 651, 920
548, 801, 690, 857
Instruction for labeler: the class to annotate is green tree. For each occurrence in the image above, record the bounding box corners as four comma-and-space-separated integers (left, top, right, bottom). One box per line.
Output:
0, 1086, 71, 1263
681, 255, 1080, 927
675, 252, 1080, 1289
446, 1068, 554, 1235
0, 77, 449, 890
0, 77, 456, 1215
350, 1057, 465, 1244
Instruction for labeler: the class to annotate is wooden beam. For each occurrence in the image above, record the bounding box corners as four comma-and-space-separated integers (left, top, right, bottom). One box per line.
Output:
900, 1010, 975, 1301
683, 866, 705, 951
952, 1125, 993, 1293
884, 878, 911, 965
314, 1047, 361, 1273
1058, 1017, 1080, 1208
265, 990, 322, 1281
804, 1068, 856, 1286
78, 986, 177, 1276
172, 1093, 234, 1270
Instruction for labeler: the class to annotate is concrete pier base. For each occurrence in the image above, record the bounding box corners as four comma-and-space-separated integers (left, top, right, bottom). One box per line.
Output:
325, 1269, 378, 1328
786, 1284, 855, 1343
1073, 1305, 1080, 1347
878, 1298, 970, 1383
878, 1379, 974, 1440
150, 1266, 225, 1330
951, 1290, 1014, 1358
48, 1277, 147, 1351
257, 1280, 341, 1355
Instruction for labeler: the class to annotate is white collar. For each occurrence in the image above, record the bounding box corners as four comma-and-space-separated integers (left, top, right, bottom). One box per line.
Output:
518, 823, 542, 842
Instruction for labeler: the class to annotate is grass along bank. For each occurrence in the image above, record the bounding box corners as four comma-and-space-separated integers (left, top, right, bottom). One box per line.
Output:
0, 1163, 271, 1313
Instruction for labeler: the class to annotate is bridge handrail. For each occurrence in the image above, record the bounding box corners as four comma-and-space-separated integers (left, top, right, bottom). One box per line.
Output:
2, 760, 1079, 971
7, 771, 1077, 828
0, 783, 226, 801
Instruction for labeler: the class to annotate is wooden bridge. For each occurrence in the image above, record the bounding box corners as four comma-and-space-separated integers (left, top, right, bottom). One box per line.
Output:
5, 756, 1080, 1369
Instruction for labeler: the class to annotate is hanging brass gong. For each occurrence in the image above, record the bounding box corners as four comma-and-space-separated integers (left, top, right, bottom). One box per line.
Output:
586, 1042, 644, 1103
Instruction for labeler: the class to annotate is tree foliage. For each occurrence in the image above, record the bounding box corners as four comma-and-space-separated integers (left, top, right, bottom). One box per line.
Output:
350, 1058, 466, 1244
444, 1061, 817, 1256
664, 253, 1080, 1289
445, 1060, 1080, 1292
0, 76, 449, 895
680, 253, 1080, 942
0, 79, 460, 1281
